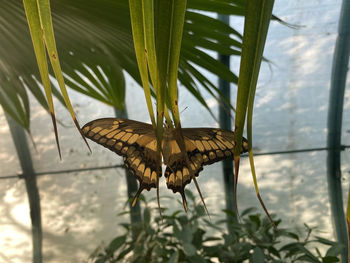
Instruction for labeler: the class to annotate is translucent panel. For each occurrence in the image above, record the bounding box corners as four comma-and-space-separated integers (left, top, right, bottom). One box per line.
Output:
1, 0, 349, 262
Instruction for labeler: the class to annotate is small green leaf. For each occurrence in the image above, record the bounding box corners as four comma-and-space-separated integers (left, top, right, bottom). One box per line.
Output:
144, 207, 151, 226
173, 222, 180, 236
222, 209, 236, 218
116, 245, 134, 261
192, 229, 205, 249
315, 236, 337, 246
322, 256, 340, 263
188, 254, 207, 263
95, 258, 105, 263
194, 205, 206, 217
325, 243, 344, 257
296, 255, 321, 263
178, 225, 193, 243
287, 244, 321, 263
249, 214, 261, 229
177, 215, 189, 225
203, 237, 221, 242
185, 189, 195, 201
241, 207, 257, 217
286, 232, 299, 241
251, 247, 265, 263
167, 251, 179, 263
203, 219, 223, 231
202, 245, 220, 256
280, 242, 301, 257
107, 235, 126, 253
182, 242, 196, 256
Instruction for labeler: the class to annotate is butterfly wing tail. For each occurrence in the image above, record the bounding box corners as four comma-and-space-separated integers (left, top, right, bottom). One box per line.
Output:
180, 190, 188, 212
131, 185, 145, 207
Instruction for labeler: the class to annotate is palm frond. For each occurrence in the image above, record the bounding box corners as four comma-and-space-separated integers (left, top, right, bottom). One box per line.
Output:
0, 0, 246, 129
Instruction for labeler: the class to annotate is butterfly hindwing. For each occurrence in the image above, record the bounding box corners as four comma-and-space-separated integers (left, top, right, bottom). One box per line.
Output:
81, 118, 161, 194
163, 137, 203, 193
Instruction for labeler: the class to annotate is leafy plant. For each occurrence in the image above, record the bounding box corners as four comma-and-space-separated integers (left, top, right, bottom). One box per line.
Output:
89, 191, 342, 263
1, 0, 244, 133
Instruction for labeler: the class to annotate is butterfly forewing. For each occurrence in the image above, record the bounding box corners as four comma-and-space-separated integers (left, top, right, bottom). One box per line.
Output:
164, 128, 248, 194
183, 128, 248, 164
82, 118, 161, 193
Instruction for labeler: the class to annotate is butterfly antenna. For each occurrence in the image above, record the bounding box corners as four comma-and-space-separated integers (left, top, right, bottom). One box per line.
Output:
192, 176, 210, 219
180, 106, 188, 115
131, 185, 144, 207
180, 190, 188, 212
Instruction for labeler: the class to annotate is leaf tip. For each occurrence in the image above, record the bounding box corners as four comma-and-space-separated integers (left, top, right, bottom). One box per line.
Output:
73, 117, 91, 153
50, 113, 62, 160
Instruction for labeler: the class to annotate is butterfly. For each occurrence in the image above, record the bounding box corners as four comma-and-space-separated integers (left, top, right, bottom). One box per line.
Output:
82, 118, 248, 211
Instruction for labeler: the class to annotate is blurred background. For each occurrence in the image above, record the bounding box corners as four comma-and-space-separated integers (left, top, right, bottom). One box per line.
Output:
0, 0, 349, 262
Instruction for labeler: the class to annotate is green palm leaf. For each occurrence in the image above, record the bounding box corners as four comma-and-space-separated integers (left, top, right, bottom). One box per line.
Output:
0, 0, 245, 130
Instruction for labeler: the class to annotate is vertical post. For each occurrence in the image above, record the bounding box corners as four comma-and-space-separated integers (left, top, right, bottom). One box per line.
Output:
114, 108, 142, 240
327, 0, 350, 262
218, 14, 237, 227
6, 115, 42, 263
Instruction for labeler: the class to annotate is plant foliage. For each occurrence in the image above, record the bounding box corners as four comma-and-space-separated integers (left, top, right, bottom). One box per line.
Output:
0, 0, 243, 132
90, 191, 342, 263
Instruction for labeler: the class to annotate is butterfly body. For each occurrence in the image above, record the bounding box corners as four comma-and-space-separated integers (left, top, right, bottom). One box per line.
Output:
82, 118, 248, 210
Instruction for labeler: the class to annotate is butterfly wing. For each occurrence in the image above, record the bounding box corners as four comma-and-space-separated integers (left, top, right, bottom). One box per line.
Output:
183, 127, 248, 165
82, 118, 161, 199
164, 127, 248, 194
83, 119, 248, 211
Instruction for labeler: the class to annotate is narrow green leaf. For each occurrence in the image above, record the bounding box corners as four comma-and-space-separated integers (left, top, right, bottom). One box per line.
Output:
185, 11, 242, 39
188, 0, 244, 15
23, 0, 61, 156
167, 0, 187, 126
0, 89, 28, 130
181, 47, 237, 83
37, 0, 90, 153
177, 68, 217, 121
116, 244, 134, 261
143, 0, 158, 89
181, 60, 236, 113
234, 0, 274, 155
129, 0, 155, 125
233, 0, 275, 227
315, 236, 338, 246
